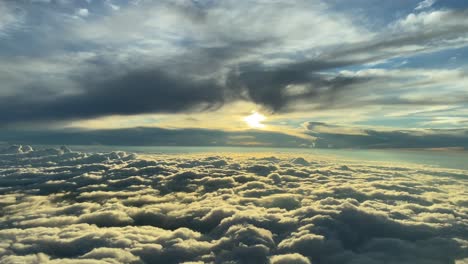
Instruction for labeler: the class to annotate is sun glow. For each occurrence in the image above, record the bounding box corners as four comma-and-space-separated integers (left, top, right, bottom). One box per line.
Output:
244, 112, 266, 129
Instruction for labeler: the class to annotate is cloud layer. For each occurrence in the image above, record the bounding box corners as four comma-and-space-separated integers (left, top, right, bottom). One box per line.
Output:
1, 145, 467, 263
304, 122, 468, 149
4, 125, 468, 150
0, 127, 314, 148
0, 0, 467, 127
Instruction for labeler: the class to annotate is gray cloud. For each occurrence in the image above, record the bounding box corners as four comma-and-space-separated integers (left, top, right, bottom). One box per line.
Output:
0, 57, 374, 124
3, 124, 468, 150
1, 1, 468, 125
227, 64, 372, 111
0, 127, 313, 148
305, 121, 468, 149
0, 69, 227, 124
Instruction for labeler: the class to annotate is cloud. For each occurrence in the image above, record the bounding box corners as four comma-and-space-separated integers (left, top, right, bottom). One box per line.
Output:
415, 0, 436, 11
76, 8, 89, 17
0, 145, 467, 263
0, 126, 314, 148
0, 1, 468, 126
395, 9, 468, 32
0, 2, 23, 38
0, 68, 228, 124
304, 121, 468, 149
270, 253, 311, 264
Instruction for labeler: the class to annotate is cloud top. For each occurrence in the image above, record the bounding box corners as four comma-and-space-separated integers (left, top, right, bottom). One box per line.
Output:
1, 145, 467, 263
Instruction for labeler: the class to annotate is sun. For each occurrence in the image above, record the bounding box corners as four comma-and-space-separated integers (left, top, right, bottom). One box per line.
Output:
244, 112, 266, 129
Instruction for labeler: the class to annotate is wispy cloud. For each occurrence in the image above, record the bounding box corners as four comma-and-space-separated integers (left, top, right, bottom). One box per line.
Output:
0, 2, 23, 38
415, 0, 436, 11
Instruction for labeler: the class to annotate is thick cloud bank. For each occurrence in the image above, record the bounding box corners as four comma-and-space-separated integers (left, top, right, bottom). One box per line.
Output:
0, 146, 467, 263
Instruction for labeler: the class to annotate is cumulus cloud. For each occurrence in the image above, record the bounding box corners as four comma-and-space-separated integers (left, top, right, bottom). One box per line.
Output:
270, 253, 311, 264
395, 9, 468, 33
0, 145, 467, 263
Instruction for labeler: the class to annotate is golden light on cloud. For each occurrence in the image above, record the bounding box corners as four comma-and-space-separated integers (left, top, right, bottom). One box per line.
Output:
244, 112, 266, 129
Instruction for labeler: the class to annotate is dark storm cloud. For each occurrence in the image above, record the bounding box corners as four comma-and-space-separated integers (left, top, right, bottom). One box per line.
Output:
0, 56, 376, 125
0, 69, 227, 124
227, 63, 372, 111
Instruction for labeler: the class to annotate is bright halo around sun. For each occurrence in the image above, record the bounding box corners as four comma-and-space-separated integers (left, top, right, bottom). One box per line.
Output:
244, 112, 266, 129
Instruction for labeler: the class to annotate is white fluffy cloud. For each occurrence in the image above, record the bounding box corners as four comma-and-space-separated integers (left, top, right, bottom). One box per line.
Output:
76, 8, 90, 17
0, 145, 467, 263
395, 9, 468, 32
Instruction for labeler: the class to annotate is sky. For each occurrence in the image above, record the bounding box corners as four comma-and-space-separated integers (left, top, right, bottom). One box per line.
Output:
1, 0, 468, 148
